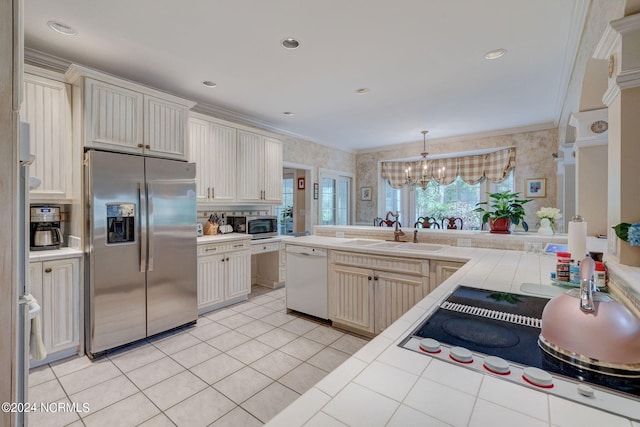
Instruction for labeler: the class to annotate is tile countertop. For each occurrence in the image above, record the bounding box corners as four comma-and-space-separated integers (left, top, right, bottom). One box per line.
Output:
268, 236, 638, 427
29, 247, 83, 262
197, 234, 294, 245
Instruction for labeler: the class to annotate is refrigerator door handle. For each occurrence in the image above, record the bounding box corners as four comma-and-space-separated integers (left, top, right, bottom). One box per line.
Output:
139, 182, 147, 272
147, 182, 154, 272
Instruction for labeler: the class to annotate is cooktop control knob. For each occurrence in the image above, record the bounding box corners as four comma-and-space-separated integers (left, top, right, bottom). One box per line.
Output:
450, 346, 473, 363
578, 383, 595, 398
523, 367, 553, 388
484, 356, 510, 375
419, 338, 441, 353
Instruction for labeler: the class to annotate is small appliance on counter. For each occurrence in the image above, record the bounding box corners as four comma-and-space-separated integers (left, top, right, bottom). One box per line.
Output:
30, 205, 63, 250
228, 215, 278, 239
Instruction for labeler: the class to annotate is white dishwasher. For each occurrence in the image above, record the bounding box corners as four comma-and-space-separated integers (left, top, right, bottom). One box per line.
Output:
286, 245, 328, 319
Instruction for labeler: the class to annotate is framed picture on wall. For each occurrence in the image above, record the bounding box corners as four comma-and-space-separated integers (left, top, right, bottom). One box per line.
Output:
297, 177, 305, 190
361, 187, 372, 201
525, 178, 546, 198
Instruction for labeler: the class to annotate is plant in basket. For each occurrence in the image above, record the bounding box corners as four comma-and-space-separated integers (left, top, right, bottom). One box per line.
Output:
474, 191, 532, 233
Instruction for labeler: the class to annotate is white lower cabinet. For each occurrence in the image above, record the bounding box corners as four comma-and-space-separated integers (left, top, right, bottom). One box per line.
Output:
197, 240, 251, 314
328, 251, 429, 336
29, 258, 80, 366
431, 260, 464, 291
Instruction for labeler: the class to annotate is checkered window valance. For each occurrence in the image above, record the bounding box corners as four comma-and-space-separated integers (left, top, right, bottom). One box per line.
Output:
381, 147, 515, 189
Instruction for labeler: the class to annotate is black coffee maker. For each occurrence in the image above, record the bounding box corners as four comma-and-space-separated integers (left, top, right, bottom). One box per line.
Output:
30, 206, 63, 250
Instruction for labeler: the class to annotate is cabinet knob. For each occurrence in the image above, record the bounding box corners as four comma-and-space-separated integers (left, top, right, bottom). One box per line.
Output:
44, 268, 52, 273
226, 257, 230, 261
367, 276, 372, 281
221, 258, 225, 262
137, 144, 143, 148
374, 276, 379, 281
145, 145, 151, 149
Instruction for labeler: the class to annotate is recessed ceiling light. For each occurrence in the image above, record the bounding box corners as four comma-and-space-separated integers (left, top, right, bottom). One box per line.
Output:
283, 112, 294, 116
281, 38, 300, 49
355, 88, 370, 94
47, 21, 77, 36
202, 81, 217, 88
484, 48, 507, 60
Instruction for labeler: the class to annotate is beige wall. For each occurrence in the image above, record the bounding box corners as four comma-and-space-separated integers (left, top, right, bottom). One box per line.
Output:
281, 135, 356, 227
577, 144, 608, 236
355, 129, 559, 228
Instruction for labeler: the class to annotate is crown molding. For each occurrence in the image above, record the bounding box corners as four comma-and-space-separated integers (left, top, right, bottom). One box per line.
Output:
573, 137, 608, 149
610, 12, 640, 34
355, 122, 556, 155
593, 23, 619, 60
617, 68, 640, 89
24, 47, 70, 72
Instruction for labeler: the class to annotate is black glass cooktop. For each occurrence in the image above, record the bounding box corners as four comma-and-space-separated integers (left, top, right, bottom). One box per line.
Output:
406, 286, 640, 398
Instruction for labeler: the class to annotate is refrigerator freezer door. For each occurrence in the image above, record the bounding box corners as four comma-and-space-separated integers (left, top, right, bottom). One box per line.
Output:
145, 157, 197, 336
86, 151, 147, 355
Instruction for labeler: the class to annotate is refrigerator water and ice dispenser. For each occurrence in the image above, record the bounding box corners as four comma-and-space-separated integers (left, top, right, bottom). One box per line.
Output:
106, 203, 135, 244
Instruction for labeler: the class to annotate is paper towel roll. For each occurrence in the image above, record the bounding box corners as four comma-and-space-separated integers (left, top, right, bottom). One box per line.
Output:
568, 218, 587, 261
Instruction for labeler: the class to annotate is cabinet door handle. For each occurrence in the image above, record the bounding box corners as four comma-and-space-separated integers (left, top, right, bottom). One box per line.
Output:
137, 143, 143, 148
374, 276, 379, 281
226, 257, 230, 261
212, 188, 215, 199
233, 244, 244, 248
221, 258, 225, 262
205, 247, 217, 252
44, 268, 52, 273
145, 145, 151, 149
367, 276, 372, 281
208, 188, 211, 199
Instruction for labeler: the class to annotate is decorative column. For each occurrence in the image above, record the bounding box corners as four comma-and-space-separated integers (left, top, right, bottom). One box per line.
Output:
555, 143, 575, 234
569, 108, 608, 237
594, 13, 640, 266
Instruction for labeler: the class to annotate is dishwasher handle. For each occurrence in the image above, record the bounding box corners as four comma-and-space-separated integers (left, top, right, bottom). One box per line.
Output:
286, 245, 327, 257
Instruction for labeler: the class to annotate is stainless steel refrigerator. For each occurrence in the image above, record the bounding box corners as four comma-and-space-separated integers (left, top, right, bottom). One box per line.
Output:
85, 150, 197, 357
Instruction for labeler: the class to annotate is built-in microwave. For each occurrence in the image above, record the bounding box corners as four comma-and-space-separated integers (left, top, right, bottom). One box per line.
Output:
229, 215, 278, 239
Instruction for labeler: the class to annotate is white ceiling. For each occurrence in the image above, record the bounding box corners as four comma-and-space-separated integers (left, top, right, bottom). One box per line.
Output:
24, 0, 588, 151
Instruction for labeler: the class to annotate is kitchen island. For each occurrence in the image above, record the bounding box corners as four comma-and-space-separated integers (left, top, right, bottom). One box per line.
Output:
267, 235, 638, 427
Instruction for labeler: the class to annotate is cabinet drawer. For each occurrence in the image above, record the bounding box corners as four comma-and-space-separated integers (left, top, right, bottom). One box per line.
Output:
251, 242, 280, 254
331, 250, 428, 276
198, 239, 250, 255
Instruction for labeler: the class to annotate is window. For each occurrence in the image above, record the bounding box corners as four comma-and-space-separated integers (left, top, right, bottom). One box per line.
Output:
320, 170, 352, 225
276, 174, 294, 235
382, 169, 514, 229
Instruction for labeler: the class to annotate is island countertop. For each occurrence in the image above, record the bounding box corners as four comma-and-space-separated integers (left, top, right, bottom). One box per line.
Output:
267, 236, 638, 427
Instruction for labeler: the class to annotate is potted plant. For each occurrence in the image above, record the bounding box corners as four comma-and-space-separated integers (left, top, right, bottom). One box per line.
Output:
474, 191, 532, 233
280, 205, 294, 234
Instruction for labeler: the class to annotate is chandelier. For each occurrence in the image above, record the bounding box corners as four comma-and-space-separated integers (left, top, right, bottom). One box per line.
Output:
405, 130, 430, 188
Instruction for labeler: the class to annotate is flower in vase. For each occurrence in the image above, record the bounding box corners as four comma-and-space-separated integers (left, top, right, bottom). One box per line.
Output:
536, 207, 562, 228
615, 222, 640, 246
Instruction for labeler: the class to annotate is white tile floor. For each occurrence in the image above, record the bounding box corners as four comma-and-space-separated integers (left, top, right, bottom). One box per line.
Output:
28, 285, 369, 427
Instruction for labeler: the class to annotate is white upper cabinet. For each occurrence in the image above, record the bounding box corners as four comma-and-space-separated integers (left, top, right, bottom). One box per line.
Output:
189, 114, 281, 205
237, 130, 283, 204
144, 95, 190, 160
263, 136, 283, 202
66, 64, 195, 161
85, 78, 144, 154
21, 71, 73, 202
188, 116, 237, 204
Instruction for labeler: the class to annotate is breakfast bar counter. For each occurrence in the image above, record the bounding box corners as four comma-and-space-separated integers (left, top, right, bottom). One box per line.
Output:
267, 235, 638, 427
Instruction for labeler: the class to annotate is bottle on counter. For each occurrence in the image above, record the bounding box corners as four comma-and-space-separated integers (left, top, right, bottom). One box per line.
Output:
556, 251, 571, 282
595, 261, 606, 287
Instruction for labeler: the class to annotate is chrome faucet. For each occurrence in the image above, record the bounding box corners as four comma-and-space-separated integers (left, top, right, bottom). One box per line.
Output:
579, 257, 596, 312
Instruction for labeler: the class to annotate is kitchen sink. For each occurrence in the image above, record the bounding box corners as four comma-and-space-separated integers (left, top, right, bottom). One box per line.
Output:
370, 241, 403, 248
397, 243, 445, 252
342, 239, 381, 246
